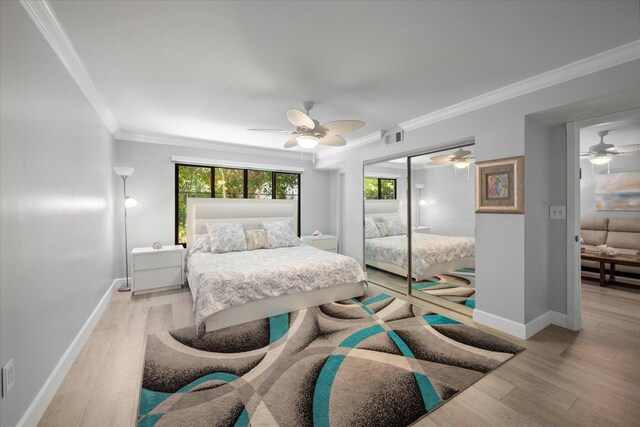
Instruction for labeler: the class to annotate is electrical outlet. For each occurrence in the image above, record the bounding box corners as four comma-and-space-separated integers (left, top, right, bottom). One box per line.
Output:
550, 205, 566, 220
2, 359, 14, 397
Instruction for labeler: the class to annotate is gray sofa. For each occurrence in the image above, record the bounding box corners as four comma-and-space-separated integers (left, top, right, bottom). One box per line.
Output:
581, 217, 640, 285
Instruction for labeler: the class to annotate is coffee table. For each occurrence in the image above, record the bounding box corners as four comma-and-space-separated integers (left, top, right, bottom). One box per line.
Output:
581, 251, 640, 287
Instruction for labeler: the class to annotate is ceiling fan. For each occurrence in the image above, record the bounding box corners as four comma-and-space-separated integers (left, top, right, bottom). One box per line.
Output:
427, 148, 475, 169
581, 130, 640, 165
248, 101, 365, 149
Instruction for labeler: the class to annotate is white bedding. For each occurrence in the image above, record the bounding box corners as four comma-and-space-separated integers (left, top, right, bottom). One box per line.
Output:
365, 233, 475, 277
187, 245, 367, 334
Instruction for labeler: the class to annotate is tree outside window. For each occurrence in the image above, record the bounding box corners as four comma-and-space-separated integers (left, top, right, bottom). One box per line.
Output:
364, 177, 396, 200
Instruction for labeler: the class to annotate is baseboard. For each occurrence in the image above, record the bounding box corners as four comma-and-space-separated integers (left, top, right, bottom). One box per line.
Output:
473, 310, 527, 339
473, 309, 568, 340
16, 278, 124, 427
524, 311, 567, 339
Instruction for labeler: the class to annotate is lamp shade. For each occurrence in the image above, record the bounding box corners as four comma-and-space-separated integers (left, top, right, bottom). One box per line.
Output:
415, 184, 425, 190
114, 166, 135, 176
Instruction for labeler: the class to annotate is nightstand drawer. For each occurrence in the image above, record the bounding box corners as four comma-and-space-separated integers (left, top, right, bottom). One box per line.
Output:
134, 266, 183, 291
311, 239, 337, 250
134, 251, 182, 271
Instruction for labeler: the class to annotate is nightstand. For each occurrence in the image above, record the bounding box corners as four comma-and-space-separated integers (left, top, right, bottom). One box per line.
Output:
131, 245, 185, 295
301, 235, 338, 253
412, 226, 431, 234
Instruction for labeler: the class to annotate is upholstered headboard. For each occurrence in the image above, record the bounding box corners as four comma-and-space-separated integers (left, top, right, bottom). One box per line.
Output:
364, 199, 399, 218
186, 198, 298, 248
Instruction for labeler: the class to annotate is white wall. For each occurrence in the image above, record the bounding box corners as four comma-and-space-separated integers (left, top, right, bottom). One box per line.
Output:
580, 154, 640, 219
0, 2, 119, 426
316, 58, 640, 328
115, 140, 333, 249
412, 164, 476, 237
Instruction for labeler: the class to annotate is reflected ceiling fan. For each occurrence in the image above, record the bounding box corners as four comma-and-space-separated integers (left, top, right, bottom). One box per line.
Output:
427, 148, 475, 169
248, 101, 365, 149
581, 130, 640, 165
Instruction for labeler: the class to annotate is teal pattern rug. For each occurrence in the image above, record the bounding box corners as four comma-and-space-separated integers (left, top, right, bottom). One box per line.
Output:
413, 268, 476, 308
139, 289, 522, 426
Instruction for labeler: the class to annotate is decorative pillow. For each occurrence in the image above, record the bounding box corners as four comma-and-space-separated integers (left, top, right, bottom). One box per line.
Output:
374, 216, 407, 237
206, 222, 247, 253
245, 229, 271, 251
188, 234, 211, 255
261, 220, 300, 248
365, 217, 381, 239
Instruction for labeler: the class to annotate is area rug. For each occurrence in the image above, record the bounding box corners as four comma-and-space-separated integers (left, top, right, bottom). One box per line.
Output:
413, 268, 476, 308
138, 288, 522, 426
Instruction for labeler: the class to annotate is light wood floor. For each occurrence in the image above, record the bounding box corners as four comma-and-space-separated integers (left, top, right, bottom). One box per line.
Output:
39, 280, 640, 426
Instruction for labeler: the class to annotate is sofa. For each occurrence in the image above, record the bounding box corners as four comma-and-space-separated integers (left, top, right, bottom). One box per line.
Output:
581, 217, 640, 285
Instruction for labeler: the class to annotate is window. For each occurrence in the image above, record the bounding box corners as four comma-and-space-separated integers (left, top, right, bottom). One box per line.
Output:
175, 164, 301, 245
364, 177, 397, 200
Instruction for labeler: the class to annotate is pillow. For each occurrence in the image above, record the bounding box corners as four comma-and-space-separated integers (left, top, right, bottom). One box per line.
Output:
261, 219, 300, 248
188, 234, 211, 255
374, 216, 407, 237
206, 222, 247, 253
365, 217, 381, 239
245, 229, 271, 251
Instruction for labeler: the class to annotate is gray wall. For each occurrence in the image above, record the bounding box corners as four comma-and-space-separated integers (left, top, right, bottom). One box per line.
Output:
412, 164, 476, 237
115, 140, 333, 249
524, 118, 552, 322
316, 59, 640, 326
580, 154, 640, 219
0, 2, 119, 426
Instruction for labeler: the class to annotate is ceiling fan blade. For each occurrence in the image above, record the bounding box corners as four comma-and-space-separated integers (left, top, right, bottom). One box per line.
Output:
248, 128, 297, 134
321, 120, 365, 135
580, 152, 595, 157
287, 109, 315, 129
608, 144, 640, 154
319, 135, 346, 146
283, 137, 299, 149
426, 161, 449, 167
430, 154, 453, 162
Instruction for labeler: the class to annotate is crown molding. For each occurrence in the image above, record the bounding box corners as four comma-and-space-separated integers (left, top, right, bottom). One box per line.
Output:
399, 39, 640, 132
115, 130, 313, 161
316, 131, 383, 160
20, 0, 119, 134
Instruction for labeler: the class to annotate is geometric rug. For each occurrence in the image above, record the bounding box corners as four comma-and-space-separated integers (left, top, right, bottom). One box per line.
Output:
138, 288, 523, 426
413, 268, 476, 308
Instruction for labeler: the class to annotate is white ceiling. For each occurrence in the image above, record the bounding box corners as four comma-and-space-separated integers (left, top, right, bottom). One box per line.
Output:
49, 0, 640, 150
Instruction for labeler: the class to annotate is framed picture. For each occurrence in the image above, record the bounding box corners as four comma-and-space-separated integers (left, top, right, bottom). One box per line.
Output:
595, 171, 640, 211
475, 156, 524, 214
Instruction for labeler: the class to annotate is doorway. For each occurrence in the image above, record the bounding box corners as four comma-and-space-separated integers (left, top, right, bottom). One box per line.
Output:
566, 108, 640, 330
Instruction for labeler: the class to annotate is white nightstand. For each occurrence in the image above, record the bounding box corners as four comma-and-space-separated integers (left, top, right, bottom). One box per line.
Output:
412, 226, 431, 234
301, 235, 338, 253
131, 245, 185, 295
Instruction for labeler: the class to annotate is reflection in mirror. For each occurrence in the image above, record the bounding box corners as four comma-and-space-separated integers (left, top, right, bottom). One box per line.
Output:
363, 158, 409, 295
409, 145, 476, 315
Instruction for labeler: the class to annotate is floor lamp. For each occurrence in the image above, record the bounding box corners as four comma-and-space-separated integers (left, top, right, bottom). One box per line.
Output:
415, 184, 425, 227
114, 167, 138, 292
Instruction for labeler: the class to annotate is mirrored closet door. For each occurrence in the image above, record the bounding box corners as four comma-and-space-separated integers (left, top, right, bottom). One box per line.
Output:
363, 157, 410, 295
364, 143, 477, 316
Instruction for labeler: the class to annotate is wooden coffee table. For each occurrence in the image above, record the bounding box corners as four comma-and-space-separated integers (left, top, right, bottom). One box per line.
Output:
581, 251, 640, 287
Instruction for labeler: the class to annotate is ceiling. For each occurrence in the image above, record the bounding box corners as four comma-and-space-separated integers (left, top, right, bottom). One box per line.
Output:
49, 0, 640, 151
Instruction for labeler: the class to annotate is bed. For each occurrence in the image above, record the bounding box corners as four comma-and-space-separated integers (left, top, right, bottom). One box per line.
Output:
365, 200, 475, 281
186, 198, 366, 334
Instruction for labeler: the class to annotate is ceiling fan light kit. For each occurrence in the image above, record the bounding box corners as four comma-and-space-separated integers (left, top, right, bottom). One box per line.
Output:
249, 101, 365, 150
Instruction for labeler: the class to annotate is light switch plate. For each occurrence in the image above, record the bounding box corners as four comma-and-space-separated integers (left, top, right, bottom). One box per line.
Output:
2, 359, 14, 396
550, 205, 566, 220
